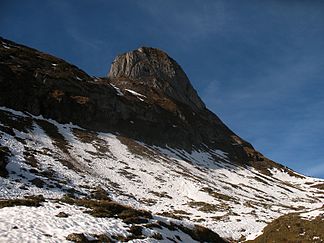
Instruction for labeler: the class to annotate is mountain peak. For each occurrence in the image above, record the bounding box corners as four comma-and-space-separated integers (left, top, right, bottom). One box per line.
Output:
1, 37, 324, 243
107, 47, 206, 111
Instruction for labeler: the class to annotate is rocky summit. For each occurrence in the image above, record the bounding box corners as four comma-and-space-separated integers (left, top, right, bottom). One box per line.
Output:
0, 37, 323, 243
0, 37, 259, 163
108, 47, 205, 111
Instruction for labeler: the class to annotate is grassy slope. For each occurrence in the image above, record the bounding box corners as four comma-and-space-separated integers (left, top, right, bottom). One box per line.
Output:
247, 210, 324, 243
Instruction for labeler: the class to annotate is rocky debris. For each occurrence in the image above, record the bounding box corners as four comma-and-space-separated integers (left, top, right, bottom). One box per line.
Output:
0, 36, 285, 171
66, 233, 89, 243
108, 47, 205, 111
56, 212, 69, 218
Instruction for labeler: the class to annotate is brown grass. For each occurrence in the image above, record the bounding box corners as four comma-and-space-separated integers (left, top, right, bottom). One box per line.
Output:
137, 198, 158, 206
65, 233, 89, 242
90, 187, 110, 200
177, 224, 226, 243
0, 195, 45, 208
36, 119, 80, 172
200, 187, 234, 202
72, 128, 114, 157
50, 89, 65, 102
118, 169, 139, 181
247, 213, 324, 243
188, 201, 221, 213
311, 183, 324, 190
148, 191, 172, 199
157, 211, 190, 220
117, 136, 160, 162
72, 128, 97, 143
60, 196, 152, 221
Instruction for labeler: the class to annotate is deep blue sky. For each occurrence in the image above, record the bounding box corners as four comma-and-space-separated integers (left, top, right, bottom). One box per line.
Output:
1, 0, 324, 178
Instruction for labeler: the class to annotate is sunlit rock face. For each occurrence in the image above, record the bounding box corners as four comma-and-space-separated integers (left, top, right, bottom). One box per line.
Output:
108, 47, 205, 111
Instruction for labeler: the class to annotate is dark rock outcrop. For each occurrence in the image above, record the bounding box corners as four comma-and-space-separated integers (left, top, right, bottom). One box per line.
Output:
0, 146, 10, 177
66, 233, 89, 243
0, 36, 273, 166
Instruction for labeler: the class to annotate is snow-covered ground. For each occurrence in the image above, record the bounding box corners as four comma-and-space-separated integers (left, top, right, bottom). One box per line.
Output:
0, 201, 130, 243
0, 200, 203, 243
300, 207, 324, 220
0, 106, 323, 242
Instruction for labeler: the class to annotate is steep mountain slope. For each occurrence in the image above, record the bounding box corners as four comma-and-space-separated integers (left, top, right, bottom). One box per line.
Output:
0, 37, 267, 165
0, 37, 323, 242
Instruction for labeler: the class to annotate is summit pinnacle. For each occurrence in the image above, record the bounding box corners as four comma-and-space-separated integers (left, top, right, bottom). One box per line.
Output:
108, 47, 206, 111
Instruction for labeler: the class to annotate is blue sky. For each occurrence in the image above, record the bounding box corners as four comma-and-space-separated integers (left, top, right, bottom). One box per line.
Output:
1, 0, 324, 178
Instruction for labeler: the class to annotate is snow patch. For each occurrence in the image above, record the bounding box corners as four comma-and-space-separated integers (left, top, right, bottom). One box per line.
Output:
300, 208, 324, 220
110, 84, 124, 96
125, 89, 146, 100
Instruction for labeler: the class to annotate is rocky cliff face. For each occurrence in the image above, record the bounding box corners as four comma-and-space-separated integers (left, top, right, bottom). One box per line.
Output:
108, 47, 205, 111
0, 36, 285, 171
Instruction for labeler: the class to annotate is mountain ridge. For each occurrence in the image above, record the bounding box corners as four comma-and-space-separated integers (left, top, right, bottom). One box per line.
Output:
0, 36, 289, 174
0, 37, 250, 160
0, 37, 323, 242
